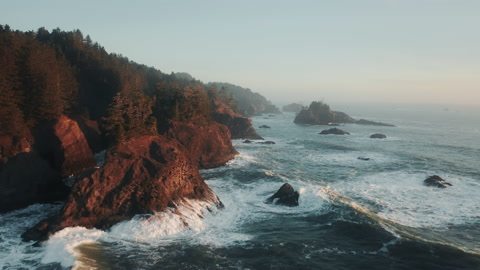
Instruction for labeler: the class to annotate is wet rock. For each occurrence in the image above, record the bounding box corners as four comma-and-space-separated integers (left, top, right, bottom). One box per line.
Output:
319, 128, 350, 135
424, 175, 452, 188
356, 119, 395, 127
370, 134, 387, 139
257, 141, 276, 145
357, 157, 370, 161
22, 135, 223, 242
243, 139, 253, 143
259, 125, 271, 128
265, 183, 299, 207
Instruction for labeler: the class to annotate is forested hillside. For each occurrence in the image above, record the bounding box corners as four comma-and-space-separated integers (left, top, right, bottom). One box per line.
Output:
207, 82, 280, 116
0, 25, 252, 146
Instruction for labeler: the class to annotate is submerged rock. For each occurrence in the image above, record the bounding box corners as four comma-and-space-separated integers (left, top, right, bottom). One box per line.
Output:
319, 128, 350, 135
356, 119, 395, 127
22, 135, 223, 242
370, 134, 387, 139
257, 141, 276, 145
357, 157, 370, 161
259, 125, 271, 128
265, 183, 299, 207
423, 175, 452, 188
243, 139, 253, 143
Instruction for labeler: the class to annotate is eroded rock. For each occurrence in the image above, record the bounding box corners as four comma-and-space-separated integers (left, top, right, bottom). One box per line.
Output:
22, 135, 223, 242
265, 183, 299, 207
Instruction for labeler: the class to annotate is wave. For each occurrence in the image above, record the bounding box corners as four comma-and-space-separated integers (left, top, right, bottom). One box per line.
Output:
0, 203, 62, 270
322, 179, 480, 255
40, 199, 222, 269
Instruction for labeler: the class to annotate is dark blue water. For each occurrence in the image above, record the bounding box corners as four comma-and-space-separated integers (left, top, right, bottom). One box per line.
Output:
1, 103, 480, 269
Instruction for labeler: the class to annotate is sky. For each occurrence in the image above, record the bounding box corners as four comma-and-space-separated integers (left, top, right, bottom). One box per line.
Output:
1, 0, 479, 106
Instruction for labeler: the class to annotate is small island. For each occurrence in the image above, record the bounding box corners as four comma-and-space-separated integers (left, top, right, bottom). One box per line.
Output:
294, 101, 395, 127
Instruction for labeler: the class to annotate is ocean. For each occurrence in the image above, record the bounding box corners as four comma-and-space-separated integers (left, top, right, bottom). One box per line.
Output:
1, 103, 479, 270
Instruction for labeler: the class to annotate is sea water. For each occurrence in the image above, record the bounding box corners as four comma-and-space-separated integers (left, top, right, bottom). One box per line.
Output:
1, 103, 479, 269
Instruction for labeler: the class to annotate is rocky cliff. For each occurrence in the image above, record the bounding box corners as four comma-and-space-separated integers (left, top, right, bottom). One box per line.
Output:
212, 100, 263, 140
282, 103, 305, 113
33, 116, 97, 177
0, 115, 96, 213
166, 121, 238, 169
22, 135, 223, 241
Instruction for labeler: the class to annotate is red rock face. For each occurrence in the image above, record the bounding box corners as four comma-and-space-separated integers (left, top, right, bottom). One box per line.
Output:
166, 121, 238, 169
52, 116, 97, 176
33, 116, 96, 177
23, 135, 222, 241
212, 101, 263, 140
73, 117, 105, 153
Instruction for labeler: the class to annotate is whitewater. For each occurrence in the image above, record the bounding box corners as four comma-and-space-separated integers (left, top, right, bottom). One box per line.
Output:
1, 103, 479, 269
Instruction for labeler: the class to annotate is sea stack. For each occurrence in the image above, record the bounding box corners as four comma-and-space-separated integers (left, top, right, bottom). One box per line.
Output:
265, 183, 299, 207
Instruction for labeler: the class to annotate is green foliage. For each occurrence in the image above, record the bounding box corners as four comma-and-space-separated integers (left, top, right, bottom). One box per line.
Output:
103, 90, 156, 144
0, 25, 244, 142
207, 82, 279, 115
153, 81, 212, 124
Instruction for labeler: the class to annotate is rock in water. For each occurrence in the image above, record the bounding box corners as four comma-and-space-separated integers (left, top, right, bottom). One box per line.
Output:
259, 125, 271, 128
424, 175, 452, 188
22, 135, 223, 242
257, 141, 276, 145
355, 119, 395, 127
319, 128, 350, 135
370, 133, 387, 139
265, 183, 299, 207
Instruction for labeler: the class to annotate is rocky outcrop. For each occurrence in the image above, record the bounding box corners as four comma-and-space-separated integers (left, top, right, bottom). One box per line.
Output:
22, 135, 223, 242
319, 128, 350, 135
259, 125, 271, 129
166, 121, 238, 169
370, 133, 387, 139
282, 103, 305, 113
257, 141, 276, 145
265, 183, 299, 207
33, 116, 96, 177
294, 101, 395, 127
73, 117, 105, 153
207, 82, 281, 116
294, 102, 355, 125
0, 151, 69, 213
212, 100, 263, 140
424, 175, 452, 188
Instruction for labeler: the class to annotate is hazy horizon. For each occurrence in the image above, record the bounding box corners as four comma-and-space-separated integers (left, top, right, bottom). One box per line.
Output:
2, 0, 479, 106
